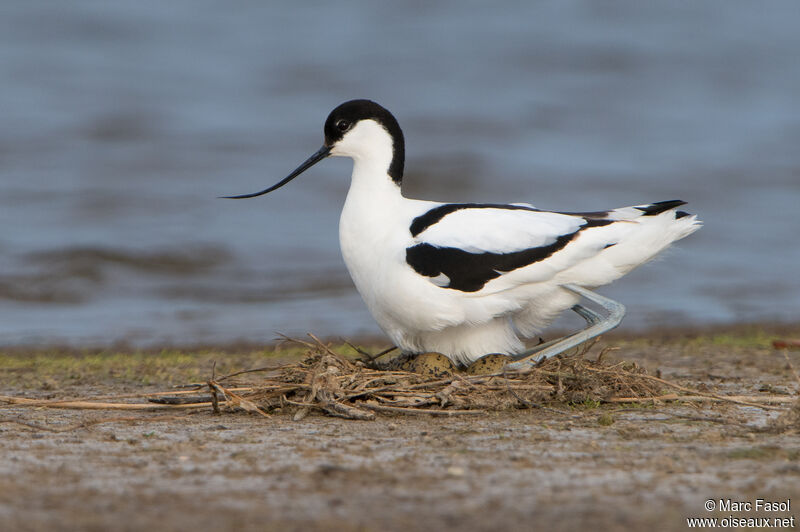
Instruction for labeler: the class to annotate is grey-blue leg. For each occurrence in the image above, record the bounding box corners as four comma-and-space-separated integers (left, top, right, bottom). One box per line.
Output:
507, 284, 626, 370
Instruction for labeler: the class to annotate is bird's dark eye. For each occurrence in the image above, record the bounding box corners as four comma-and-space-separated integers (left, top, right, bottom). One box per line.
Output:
336, 119, 350, 132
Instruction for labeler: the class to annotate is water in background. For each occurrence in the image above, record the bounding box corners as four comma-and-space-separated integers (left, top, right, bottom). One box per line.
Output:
1, 2, 799, 346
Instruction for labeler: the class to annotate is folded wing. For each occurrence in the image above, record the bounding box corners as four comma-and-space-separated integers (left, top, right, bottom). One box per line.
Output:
405, 203, 631, 293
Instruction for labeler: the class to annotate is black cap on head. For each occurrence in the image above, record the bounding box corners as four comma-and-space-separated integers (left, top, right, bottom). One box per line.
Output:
324, 99, 405, 184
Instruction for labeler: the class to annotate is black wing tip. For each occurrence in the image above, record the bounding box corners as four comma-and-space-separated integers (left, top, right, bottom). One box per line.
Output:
636, 199, 687, 216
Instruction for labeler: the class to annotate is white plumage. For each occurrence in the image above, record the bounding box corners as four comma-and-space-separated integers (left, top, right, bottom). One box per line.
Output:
227, 100, 701, 366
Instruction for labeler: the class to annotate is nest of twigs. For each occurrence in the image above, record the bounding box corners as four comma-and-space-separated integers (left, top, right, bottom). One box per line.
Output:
3, 336, 795, 427
200, 337, 662, 420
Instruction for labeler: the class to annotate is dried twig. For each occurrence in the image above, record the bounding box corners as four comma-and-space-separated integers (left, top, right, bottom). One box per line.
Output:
0, 388, 252, 409
585, 368, 785, 411
606, 394, 795, 405
208, 381, 269, 417
217, 366, 283, 382
343, 340, 397, 363
0, 396, 211, 410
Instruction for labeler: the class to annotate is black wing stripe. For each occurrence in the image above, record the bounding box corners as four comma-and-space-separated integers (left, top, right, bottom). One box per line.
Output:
406, 219, 612, 292
635, 200, 686, 216
555, 209, 610, 219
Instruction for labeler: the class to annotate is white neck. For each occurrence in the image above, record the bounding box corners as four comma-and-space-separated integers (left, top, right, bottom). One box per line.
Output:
333, 120, 409, 316
330, 119, 401, 198
343, 156, 403, 216
337, 122, 405, 253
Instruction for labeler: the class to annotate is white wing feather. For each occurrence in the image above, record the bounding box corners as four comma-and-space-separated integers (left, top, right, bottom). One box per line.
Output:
415, 208, 586, 254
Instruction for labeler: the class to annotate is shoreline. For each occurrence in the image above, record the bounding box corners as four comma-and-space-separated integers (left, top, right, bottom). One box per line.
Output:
1, 321, 798, 356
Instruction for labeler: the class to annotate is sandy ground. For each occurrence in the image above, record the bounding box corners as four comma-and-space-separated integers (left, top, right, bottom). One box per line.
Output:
2, 328, 800, 531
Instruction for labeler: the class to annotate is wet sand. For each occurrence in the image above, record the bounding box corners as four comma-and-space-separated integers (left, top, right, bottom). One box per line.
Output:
2, 327, 799, 531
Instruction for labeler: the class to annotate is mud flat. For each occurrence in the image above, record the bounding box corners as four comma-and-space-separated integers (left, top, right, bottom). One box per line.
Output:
1, 326, 799, 531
